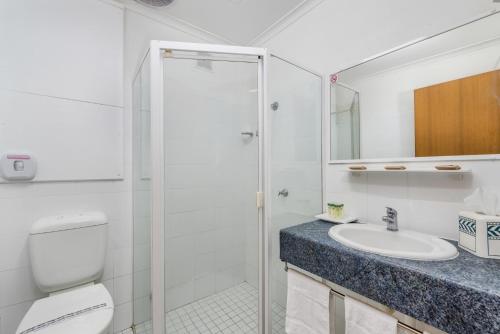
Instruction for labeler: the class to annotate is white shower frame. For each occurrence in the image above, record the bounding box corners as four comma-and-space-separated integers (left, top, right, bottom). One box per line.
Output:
148, 41, 270, 334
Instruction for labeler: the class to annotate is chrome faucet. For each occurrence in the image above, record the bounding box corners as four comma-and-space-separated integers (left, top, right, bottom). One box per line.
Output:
382, 207, 398, 231
278, 188, 289, 198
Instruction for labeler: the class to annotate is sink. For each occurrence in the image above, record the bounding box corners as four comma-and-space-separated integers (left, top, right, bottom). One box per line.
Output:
328, 224, 458, 261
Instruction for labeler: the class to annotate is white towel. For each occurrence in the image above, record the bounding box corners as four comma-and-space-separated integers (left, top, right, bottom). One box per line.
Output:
345, 296, 397, 334
285, 269, 331, 334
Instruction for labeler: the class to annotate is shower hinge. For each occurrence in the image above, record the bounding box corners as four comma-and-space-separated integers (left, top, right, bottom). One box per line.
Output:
256, 192, 264, 208
162, 49, 173, 58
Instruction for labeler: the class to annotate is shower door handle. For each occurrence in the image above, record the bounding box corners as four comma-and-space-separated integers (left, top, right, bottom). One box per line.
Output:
241, 131, 254, 137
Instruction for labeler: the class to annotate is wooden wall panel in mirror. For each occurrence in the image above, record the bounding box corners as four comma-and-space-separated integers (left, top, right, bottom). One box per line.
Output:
329, 12, 500, 162
415, 70, 500, 157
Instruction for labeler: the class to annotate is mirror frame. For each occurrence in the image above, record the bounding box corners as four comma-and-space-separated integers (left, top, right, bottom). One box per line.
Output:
328, 10, 500, 164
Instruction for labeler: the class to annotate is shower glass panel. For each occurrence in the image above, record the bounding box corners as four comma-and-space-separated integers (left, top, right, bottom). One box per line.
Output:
268, 56, 323, 334
133, 52, 153, 331
133, 43, 322, 334
162, 51, 261, 334
330, 84, 360, 160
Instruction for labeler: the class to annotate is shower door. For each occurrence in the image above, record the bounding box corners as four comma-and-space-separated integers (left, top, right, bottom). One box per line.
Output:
268, 55, 323, 334
148, 42, 268, 334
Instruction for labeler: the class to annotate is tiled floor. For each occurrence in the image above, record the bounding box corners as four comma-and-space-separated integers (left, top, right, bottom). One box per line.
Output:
134, 283, 285, 334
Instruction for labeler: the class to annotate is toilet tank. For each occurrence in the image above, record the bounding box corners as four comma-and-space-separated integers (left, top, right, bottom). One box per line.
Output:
29, 212, 108, 293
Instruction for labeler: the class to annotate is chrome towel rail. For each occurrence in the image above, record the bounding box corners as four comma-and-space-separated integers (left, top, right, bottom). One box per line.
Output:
283, 262, 422, 334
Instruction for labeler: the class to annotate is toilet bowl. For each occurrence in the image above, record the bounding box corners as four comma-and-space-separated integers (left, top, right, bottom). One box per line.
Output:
16, 212, 114, 334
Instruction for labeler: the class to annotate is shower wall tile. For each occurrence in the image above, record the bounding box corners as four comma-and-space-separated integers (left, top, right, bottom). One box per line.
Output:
194, 275, 216, 300
215, 270, 236, 293
133, 296, 151, 326
114, 275, 133, 306
165, 139, 215, 165
193, 231, 218, 255
165, 281, 195, 311
166, 166, 215, 189
166, 259, 195, 289
114, 302, 133, 333
195, 253, 216, 278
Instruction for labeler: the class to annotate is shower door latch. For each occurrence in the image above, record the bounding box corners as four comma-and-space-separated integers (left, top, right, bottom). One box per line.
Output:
256, 192, 264, 208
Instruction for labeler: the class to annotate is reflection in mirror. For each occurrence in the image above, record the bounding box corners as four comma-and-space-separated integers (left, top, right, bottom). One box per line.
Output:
330, 83, 360, 160
329, 12, 500, 162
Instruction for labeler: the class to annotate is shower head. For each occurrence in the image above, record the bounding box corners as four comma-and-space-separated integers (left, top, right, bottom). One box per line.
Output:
134, 0, 174, 7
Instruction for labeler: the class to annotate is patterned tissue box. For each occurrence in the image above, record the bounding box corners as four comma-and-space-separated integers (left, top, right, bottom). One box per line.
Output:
458, 211, 500, 259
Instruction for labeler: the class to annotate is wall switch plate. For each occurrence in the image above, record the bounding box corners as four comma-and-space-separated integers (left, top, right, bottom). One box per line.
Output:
0, 152, 37, 181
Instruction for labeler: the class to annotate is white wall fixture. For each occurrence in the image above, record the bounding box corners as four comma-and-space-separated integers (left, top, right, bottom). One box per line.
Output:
0, 152, 37, 181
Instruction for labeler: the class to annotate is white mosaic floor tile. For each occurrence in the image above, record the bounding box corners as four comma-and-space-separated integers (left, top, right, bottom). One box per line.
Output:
134, 283, 285, 334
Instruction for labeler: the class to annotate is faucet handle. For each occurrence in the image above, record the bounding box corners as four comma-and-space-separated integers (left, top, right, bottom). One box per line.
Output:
385, 207, 397, 217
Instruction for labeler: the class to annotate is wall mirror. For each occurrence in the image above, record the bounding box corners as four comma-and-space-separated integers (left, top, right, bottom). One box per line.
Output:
329, 12, 500, 163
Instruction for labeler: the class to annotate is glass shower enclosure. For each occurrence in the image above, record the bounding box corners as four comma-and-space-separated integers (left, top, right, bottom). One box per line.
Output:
132, 42, 323, 334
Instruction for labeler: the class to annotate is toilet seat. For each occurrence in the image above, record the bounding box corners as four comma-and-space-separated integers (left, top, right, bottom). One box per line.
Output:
16, 283, 114, 334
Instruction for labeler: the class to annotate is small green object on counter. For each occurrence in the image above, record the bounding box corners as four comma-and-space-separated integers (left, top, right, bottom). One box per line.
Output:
328, 202, 344, 219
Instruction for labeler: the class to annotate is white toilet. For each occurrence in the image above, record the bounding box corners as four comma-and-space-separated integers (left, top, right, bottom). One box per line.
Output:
16, 212, 114, 334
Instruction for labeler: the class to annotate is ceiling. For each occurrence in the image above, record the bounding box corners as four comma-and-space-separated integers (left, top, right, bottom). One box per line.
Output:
124, 0, 306, 44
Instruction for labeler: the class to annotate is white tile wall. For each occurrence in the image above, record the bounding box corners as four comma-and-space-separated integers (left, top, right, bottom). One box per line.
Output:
0, 0, 124, 106
0, 0, 125, 183
326, 160, 500, 240
0, 90, 124, 182
0, 1, 132, 334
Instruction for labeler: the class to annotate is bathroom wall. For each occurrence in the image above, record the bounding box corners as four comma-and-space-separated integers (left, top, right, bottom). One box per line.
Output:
257, 0, 500, 240
0, 1, 132, 333
0, 1, 228, 333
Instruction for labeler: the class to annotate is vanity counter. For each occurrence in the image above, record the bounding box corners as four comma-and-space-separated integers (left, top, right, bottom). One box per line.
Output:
280, 220, 500, 334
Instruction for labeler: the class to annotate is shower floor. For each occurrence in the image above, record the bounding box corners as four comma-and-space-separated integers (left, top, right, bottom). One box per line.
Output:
134, 282, 286, 334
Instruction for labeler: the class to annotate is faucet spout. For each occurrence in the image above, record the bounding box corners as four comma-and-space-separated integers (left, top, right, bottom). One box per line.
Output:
383, 207, 398, 231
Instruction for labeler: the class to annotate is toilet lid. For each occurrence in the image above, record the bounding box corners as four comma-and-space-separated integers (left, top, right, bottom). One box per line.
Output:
16, 283, 114, 334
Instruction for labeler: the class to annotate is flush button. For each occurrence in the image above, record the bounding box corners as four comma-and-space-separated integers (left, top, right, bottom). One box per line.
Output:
0, 152, 36, 181
14, 160, 24, 171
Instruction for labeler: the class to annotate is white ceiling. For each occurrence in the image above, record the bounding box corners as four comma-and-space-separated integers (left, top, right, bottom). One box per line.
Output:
123, 0, 306, 44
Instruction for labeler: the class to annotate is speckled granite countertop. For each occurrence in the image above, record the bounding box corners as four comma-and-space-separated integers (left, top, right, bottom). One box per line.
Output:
280, 220, 500, 334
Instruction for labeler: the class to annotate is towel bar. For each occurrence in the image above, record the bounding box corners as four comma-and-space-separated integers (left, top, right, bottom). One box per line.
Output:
283, 262, 422, 334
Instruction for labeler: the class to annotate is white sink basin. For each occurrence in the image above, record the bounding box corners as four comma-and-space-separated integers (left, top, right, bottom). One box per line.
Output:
328, 224, 458, 261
